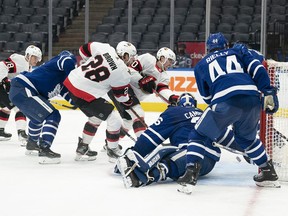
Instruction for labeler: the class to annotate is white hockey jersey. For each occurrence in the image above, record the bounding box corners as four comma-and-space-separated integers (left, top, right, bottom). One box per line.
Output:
64, 42, 131, 103
129, 53, 173, 101
0, 54, 30, 81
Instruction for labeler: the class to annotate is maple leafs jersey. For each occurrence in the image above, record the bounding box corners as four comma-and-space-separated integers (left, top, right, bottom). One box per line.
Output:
194, 44, 271, 105
0, 54, 31, 81
133, 106, 221, 162
64, 42, 131, 103
14, 53, 76, 100
129, 53, 172, 101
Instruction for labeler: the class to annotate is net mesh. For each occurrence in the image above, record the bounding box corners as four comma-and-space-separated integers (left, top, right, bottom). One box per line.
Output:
260, 60, 288, 181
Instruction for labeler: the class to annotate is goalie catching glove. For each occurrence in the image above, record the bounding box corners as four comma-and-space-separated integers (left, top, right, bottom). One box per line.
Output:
262, 86, 279, 114
138, 75, 156, 94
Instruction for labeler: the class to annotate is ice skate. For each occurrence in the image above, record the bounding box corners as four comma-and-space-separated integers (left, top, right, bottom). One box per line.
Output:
18, 130, 28, 147
254, 160, 281, 188
38, 145, 61, 164
116, 156, 142, 188
107, 144, 122, 163
102, 139, 122, 152
25, 139, 40, 156
0, 128, 12, 141
177, 163, 201, 195
75, 137, 97, 161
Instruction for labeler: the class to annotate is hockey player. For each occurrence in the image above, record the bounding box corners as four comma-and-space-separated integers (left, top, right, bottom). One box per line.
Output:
177, 32, 280, 193
116, 42, 179, 138
0, 45, 42, 145
65, 42, 134, 162
9, 51, 77, 164
116, 93, 243, 189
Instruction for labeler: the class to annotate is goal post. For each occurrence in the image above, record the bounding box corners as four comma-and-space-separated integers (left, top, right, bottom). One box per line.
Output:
260, 59, 288, 181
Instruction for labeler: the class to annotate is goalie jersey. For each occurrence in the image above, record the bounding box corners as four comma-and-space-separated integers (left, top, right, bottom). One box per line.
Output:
194, 44, 271, 105
133, 105, 221, 162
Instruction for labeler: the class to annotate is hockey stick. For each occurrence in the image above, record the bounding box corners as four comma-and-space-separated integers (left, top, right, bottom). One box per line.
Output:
50, 100, 78, 110
129, 106, 148, 128
152, 89, 170, 104
120, 127, 137, 142
212, 142, 248, 156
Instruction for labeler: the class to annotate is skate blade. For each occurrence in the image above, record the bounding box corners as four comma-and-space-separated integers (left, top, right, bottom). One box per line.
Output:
177, 184, 194, 195
0, 137, 11, 141
38, 157, 61, 164
255, 180, 281, 188
75, 154, 97, 161
25, 150, 39, 156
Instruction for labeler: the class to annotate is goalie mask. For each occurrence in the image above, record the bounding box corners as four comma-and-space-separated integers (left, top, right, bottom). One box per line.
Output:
206, 32, 228, 53
177, 93, 197, 108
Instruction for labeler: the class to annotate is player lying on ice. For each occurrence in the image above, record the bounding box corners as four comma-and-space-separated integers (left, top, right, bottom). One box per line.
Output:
115, 93, 257, 192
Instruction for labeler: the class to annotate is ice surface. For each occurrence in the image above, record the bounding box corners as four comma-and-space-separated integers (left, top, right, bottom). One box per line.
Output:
1, 110, 287, 216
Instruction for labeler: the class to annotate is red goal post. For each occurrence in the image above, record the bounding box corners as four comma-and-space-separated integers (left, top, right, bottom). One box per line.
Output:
260, 59, 288, 181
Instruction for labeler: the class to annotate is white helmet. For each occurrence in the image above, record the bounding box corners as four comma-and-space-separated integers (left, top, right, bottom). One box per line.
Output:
25, 45, 42, 62
116, 41, 137, 59
156, 47, 176, 63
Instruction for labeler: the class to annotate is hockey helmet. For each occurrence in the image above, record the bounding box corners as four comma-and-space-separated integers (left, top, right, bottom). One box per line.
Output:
156, 47, 176, 64
177, 93, 197, 108
206, 32, 228, 53
116, 41, 137, 64
25, 45, 42, 62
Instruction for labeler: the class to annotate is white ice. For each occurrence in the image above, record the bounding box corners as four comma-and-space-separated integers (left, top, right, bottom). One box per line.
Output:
1, 110, 287, 216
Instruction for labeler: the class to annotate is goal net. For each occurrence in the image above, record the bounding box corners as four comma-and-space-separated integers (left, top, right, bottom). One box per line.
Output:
260, 60, 288, 181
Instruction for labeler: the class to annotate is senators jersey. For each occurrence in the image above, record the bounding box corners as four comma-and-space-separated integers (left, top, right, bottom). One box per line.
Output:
64, 42, 131, 103
129, 53, 173, 101
0, 54, 31, 81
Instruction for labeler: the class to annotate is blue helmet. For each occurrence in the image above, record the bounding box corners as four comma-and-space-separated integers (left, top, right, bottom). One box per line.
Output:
206, 32, 228, 52
177, 93, 197, 108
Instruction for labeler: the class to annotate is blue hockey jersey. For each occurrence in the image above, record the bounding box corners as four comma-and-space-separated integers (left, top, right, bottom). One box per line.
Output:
194, 44, 271, 105
13, 51, 76, 100
134, 105, 221, 162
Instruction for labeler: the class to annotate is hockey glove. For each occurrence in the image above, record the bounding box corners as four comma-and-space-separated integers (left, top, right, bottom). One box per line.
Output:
169, 94, 179, 106
1, 77, 11, 93
262, 87, 279, 114
138, 75, 156, 94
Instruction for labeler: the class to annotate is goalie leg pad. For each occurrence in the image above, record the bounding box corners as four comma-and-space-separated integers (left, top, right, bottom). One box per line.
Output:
125, 146, 179, 173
